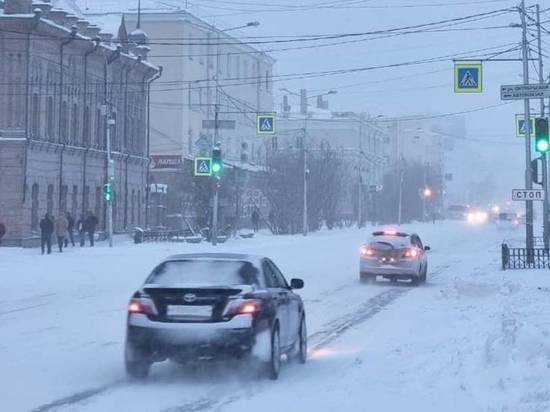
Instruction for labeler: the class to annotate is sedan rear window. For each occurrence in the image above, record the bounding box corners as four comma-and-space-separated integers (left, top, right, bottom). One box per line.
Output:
147, 260, 260, 287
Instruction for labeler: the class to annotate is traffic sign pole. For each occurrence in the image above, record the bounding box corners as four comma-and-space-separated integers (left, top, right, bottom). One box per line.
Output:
536, 4, 549, 248
520, 0, 535, 251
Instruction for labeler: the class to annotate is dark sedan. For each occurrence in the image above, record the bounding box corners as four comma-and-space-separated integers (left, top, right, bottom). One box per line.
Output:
125, 253, 307, 380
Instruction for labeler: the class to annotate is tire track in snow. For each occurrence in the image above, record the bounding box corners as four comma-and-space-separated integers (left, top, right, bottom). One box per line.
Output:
30, 264, 453, 412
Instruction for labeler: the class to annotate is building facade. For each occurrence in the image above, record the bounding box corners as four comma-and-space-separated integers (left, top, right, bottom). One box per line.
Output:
0, 0, 160, 246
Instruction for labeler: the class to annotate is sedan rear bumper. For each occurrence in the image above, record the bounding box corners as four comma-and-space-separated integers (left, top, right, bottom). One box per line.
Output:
360, 258, 420, 277
126, 314, 262, 361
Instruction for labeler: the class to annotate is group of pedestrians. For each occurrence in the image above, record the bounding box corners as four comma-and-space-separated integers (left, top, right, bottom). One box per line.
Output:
39, 211, 98, 255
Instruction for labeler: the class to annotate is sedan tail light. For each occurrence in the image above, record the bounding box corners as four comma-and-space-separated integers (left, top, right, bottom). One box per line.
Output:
128, 295, 158, 316
223, 299, 261, 318
402, 248, 419, 259
360, 246, 375, 257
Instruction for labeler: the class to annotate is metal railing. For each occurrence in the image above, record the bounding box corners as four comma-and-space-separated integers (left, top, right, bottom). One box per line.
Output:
502, 243, 550, 270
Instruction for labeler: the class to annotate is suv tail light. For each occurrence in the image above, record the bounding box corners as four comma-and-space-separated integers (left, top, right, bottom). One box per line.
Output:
402, 248, 419, 259
223, 299, 261, 318
360, 246, 375, 257
128, 295, 158, 316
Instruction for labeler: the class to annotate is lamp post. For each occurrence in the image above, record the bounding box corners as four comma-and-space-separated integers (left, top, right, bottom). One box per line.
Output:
280, 88, 337, 236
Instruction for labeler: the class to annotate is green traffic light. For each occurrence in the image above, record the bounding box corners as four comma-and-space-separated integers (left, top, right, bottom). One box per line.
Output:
537, 139, 550, 153
212, 162, 222, 173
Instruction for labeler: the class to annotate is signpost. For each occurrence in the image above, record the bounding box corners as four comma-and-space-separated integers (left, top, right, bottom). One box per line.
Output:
512, 189, 545, 201
501, 83, 550, 100
193, 157, 212, 177
257, 113, 276, 135
515, 114, 536, 138
202, 119, 236, 130
454, 63, 482, 93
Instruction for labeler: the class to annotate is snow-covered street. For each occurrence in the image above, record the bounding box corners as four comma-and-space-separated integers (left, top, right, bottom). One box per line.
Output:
3, 222, 550, 412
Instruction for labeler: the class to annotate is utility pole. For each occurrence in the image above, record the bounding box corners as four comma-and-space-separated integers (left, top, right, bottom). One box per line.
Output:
357, 171, 363, 228
396, 119, 403, 225
106, 114, 114, 247
536, 4, 549, 248
302, 116, 308, 236
520, 0, 535, 251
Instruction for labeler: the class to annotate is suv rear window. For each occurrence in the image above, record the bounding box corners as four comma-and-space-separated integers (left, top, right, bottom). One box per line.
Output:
147, 260, 260, 287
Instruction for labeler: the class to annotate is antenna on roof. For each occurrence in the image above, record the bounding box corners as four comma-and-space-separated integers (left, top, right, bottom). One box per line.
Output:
137, 0, 141, 29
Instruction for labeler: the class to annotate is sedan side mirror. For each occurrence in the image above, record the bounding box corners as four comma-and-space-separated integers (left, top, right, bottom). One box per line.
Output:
424, 246, 431, 251
290, 278, 304, 289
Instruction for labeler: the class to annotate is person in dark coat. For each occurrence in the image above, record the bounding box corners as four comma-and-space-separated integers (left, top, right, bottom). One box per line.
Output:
251, 209, 260, 232
85, 211, 98, 247
40, 214, 54, 255
77, 214, 86, 247
65, 212, 75, 247
0, 222, 5, 245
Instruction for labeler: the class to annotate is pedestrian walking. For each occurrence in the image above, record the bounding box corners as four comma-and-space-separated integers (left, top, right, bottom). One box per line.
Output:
55, 213, 69, 253
77, 214, 86, 246
40, 214, 54, 255
0, 221, 5, 245
251, 209, 260, 233
85, 211, 98, 247
65, 212, 75, 247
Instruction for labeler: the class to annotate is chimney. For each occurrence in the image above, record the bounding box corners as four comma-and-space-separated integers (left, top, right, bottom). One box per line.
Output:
49, 8, 68, 26
300, 89, 307, 115
63, 14, 79, 29
33, 2, 52, 17
84, 25, 101, 38
4, 0, 32, 14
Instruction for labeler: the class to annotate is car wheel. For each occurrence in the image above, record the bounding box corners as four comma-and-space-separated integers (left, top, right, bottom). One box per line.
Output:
421, 263, 428, 283
265, 326, 281, 380
360, 273, 375, 283
410, 273, 421, 286
125, 345, 151, 380
293, 316, 307, 364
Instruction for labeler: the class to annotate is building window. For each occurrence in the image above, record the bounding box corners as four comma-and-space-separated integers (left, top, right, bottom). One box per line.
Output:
227, 54, 232, 77
83, 106, 90, 147
236, 56, 240, 79
31, 94, 40, 138
83, 185, 90, 216
131, 189, 135, 226
47, 96, 54, 140
95, 108, 102, 148
71, 185, 78, 217
31, 184, 39, 231
60, 185, 68, 213
188, 32, 194, 60
95, 186, 102, 228
61, 101, 68, 142
71, 103, 79, 145
266, 70, 271, 91
47, 184, 54, 216
137, 189, 142, 225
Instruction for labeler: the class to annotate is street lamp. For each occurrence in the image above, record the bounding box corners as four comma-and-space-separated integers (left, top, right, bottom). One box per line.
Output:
279, 87, 338, 236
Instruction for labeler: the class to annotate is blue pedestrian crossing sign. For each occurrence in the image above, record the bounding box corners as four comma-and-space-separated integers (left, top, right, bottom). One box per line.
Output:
194, 157, 212, 176
515, 114, 536, 138
454, 63, 482, 93
257, 113, 276, 135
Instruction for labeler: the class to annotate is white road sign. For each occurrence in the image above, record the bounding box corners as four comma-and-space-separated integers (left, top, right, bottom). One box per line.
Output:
501, 84, 550, 100
512, 189, 545, 201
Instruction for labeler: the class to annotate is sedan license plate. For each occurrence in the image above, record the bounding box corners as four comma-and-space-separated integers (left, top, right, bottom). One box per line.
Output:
167, 305, 212, 318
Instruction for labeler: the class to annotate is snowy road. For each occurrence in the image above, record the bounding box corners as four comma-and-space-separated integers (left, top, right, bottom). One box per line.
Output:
2, 222, 550, 412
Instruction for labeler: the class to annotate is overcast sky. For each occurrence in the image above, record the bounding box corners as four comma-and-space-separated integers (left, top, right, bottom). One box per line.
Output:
78, 0, 550, 205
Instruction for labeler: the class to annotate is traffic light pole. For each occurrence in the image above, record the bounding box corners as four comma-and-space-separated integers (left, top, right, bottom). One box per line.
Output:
536, 4, 549, 248
106, 113, 114, 248
212, 105, 220, 246
520, 0, 535, 251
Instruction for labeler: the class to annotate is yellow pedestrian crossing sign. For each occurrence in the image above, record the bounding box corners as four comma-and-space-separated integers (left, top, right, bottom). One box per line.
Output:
515, 114, 536, 138
257, 113, 276, 135
194, 157, 212, 176
454, 63, 482, 93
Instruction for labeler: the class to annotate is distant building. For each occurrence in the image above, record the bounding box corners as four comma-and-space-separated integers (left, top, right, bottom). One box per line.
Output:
0, 0, 160, 246
80, 2, 275, 228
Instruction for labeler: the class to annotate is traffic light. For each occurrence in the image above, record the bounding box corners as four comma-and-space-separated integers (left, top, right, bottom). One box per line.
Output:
103, 183, 113, 202
535, 117, 549, 153
212, 145, 223, 177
